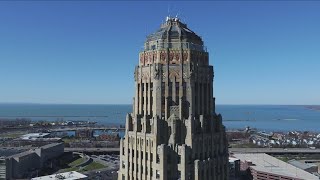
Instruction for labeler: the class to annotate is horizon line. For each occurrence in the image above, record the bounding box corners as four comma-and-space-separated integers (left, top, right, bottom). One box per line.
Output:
0, 102, 318, 106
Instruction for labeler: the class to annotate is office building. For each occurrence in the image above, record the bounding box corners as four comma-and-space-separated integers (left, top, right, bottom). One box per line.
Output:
118, 17, 229, 180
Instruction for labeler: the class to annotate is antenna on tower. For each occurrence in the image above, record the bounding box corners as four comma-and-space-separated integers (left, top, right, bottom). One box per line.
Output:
145, 23, 148, 37
178, 11, 186, 24
176, 10, 180, 19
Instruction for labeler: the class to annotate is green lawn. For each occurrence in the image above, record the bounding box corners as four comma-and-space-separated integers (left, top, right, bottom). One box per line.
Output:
3, 132, 25, 138
61, 167, 78, 173
68, 157, 86, 167
80, 162, 106, 172
62, 138, 76, 143
61, 159, 105, 173
230, 143, 259, 148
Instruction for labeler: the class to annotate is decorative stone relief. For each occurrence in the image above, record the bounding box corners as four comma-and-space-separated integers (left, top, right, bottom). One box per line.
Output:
148, 53, 152, 63
140, 54, 144, 64
153, 52, 157, 62
153, 64, 160, 80
183, 72, 187, 79
160, 51, 166, 62
169, 51, 174, 62
134, 68, 138, 81
169, 70, 180, 79
144, 53, 148, 63
162, 72, 166, 79
183, 52, 188, 62
137, 71, 141, 81
175, 52, 180, 62
207, 71, 211, 81
142, 72, 150, 81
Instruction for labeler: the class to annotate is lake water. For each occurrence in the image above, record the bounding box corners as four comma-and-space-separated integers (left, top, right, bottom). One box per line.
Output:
0, 104, 319, 132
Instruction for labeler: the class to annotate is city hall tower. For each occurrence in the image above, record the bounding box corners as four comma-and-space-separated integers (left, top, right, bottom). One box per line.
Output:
118, 17, 228, 180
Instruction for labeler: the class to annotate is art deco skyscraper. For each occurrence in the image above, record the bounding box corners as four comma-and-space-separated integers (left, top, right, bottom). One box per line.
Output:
118, 17, 229, 180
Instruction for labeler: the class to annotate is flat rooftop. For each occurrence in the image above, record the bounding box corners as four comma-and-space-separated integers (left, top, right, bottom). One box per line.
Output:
288, 159, 318, 170
31, 171, 87, 180
233, 153, 318, 180
0, 147, 27, 158
21, 133, 50, 140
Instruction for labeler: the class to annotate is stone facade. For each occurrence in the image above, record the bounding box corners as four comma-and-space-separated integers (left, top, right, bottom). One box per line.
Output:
118, 17, 228, 180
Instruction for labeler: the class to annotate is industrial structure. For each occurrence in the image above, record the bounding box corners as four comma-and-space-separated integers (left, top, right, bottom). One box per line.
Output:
233, 153, 318, 180
118, 17, 229, 180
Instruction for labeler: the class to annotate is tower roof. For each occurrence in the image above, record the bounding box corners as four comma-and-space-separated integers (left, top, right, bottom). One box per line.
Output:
146, 17, 203, 45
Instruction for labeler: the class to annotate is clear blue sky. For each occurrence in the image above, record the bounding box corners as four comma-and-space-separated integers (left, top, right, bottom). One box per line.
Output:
0, 1, 319, 105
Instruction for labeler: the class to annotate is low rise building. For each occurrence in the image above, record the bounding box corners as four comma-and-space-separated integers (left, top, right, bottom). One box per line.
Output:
75, 129, 93, 139
0, 147, 28, 179
229, 157, 240, 180
2, 132, 63, 147
0, 143, 64, 179
233, 153, 318, 180
31, 171, 87, 180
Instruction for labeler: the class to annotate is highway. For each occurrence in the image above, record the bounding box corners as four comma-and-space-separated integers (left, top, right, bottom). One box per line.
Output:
65, 147, 120, 153
229, 148, 320, 154
3, 146, 320, 155
65, 147, 320, 154
50, 127, 125, 132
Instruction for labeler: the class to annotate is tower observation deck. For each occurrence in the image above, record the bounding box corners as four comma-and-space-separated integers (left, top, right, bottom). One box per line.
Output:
118, 17, 229, 180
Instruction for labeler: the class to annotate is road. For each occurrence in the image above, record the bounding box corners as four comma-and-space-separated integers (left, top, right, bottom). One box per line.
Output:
65, 147, 320, 154
4, 146, 319, 154
229, 148, 320, 154
65, 147, 120, 153
50, 127, 125, 132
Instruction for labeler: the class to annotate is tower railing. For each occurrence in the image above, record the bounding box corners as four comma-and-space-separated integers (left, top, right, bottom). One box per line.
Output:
141, 42, 207, 52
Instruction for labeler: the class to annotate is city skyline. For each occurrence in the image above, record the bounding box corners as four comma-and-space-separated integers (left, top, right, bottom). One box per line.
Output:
1, 1, 320, 105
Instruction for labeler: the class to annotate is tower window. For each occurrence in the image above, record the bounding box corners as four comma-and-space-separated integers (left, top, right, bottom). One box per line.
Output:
150, 83, 153, 115
176, 82, 179, 105
169, 82, 172, 97
156, 170, 160, 179
138, 84, 140, 111
168, 96, 172, 106
156, 154, 160, 163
